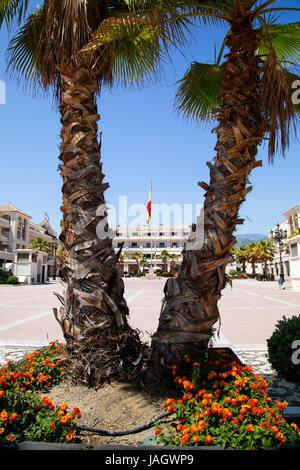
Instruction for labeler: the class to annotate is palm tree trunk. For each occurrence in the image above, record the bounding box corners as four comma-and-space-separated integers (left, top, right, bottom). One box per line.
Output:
53, 63, 143, 386
145, 18, 265, 383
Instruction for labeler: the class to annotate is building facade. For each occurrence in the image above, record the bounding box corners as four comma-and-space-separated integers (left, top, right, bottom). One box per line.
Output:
0, 204, 58, 283
112, 225, 190, 274
281, 204, 300, 290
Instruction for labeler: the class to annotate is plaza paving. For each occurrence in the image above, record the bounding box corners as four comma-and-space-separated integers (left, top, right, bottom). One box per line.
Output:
1, 278, 300, 374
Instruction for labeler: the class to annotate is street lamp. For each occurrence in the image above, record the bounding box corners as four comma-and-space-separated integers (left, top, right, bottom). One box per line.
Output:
270, 224, 287, 288
52, 238, 59, 281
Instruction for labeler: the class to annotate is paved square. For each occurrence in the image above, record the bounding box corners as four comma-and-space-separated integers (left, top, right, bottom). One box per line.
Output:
0, 278, 300, 354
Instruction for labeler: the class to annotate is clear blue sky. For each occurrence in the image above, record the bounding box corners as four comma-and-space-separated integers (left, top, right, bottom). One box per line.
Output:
0, 1, 299, 236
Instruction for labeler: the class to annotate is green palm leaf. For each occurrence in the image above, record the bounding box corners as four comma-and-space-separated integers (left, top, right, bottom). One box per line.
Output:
0, 0, 29, 32
258, 21, 300, 67
175, 61, 224, 121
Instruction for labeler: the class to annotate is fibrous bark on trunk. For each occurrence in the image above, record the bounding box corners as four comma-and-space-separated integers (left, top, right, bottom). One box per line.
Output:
145, 19, 265, 384
53, 63, 144, 387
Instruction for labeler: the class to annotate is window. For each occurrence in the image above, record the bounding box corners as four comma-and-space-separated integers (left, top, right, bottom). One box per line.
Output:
32, 253, 37, 263
159, 243, 165, 248
131, 243, 138, 248
291, 243, 298, 258
172, 242, 178, 248
147, 233, 151, 237
146, 242, 151, 248
17, 253, 29, 261
159, 232, 163, 236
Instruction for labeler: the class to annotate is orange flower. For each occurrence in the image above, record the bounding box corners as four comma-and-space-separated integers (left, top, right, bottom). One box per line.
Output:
205, 435, 213, 444
246, 425, 254, 433
155, 429, 162, 436
181, 434, 189, 444
184, 355, 190, 363
66, 430, 76, 441
10, 413, 18, 421
59, 403, 68, 411
0, 391, 5, 398
0, 428, 4, 435
0, 411, 8, 423
177, 424, 183, 431
193, 436, 199, 443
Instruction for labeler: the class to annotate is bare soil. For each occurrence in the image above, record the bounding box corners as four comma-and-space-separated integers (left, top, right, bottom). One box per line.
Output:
45, 377, 173, 447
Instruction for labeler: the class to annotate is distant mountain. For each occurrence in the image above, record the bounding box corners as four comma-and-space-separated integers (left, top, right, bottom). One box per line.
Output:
235, 233, 268, 247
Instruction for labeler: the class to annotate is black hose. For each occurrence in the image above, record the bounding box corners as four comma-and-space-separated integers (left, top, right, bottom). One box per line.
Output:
76, 412, 171, 436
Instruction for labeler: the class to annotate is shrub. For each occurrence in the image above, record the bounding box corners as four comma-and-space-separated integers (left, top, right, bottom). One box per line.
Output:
154, 349, 300, 450
0, 341, 81, 444
267, 315, 300, 385
7, 276, 18, 285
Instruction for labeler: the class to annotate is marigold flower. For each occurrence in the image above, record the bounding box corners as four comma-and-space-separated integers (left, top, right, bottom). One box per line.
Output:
246, 425, 254, 433
59, 403, 68, 411
0, 391, 5, 398
66, 430, 76, 441
0, 412, 8, 423
177, 424, 183, 431
10, 413, 18, 421
155, 429, 162, 436
0, 428, 4, 435
205, 435, 213, 444
6, 434, 15, 442
193, 436, 199, 443
181, 434, 189, 444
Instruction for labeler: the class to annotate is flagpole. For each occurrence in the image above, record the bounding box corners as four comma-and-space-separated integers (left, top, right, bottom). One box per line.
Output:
150, 180, 152, 269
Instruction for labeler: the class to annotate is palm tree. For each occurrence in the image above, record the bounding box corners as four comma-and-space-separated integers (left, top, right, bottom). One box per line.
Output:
139, 257, 149, 273
233, 245, 249, 272
246, 242, 261, 274
257, 239, 276, 274
7, 0, 190, 386
146, 1, 300, 380
168, 252, 180, 274
132, 251, 143, 274
31, 237, 52, 254
159, 249, 170, 272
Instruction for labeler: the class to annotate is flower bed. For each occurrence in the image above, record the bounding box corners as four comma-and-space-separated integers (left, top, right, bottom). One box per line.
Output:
0, 341, 81, 444
155, 349, 300, 450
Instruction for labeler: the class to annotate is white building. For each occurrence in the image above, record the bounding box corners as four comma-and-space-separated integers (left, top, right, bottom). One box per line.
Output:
282, 204, 300, 290
112, 225, 190, 274
0, 204, 58, 283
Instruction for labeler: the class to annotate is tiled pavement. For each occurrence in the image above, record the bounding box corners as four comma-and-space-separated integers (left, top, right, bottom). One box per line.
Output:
0, 278, 300, 405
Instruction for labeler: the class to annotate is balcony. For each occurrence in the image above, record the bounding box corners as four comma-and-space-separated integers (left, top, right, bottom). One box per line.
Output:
0, 217, 10, 227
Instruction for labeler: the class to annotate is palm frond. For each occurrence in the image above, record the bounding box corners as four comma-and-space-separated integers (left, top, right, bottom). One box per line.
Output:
6, 7, 42, 88
175, 61, 224, 121
260, 48, 297, 163
0, 0, 29, 32
258, 21, 300, 68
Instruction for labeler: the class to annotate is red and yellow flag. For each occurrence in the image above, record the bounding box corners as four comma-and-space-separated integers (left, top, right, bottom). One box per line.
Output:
146, 184, 152, 224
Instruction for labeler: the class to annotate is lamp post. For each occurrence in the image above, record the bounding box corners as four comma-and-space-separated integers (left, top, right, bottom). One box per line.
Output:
52, 238, 58, 281
270, 224, 287, 289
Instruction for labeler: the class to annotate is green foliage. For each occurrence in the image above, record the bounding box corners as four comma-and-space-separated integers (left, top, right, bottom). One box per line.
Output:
267, 315, 300, 385
0, 269, 17, 284
6, 275, 18, 285
228, 269, 237, 276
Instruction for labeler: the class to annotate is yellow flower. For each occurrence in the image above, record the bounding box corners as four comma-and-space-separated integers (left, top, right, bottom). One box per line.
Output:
66, 430, 76, 441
